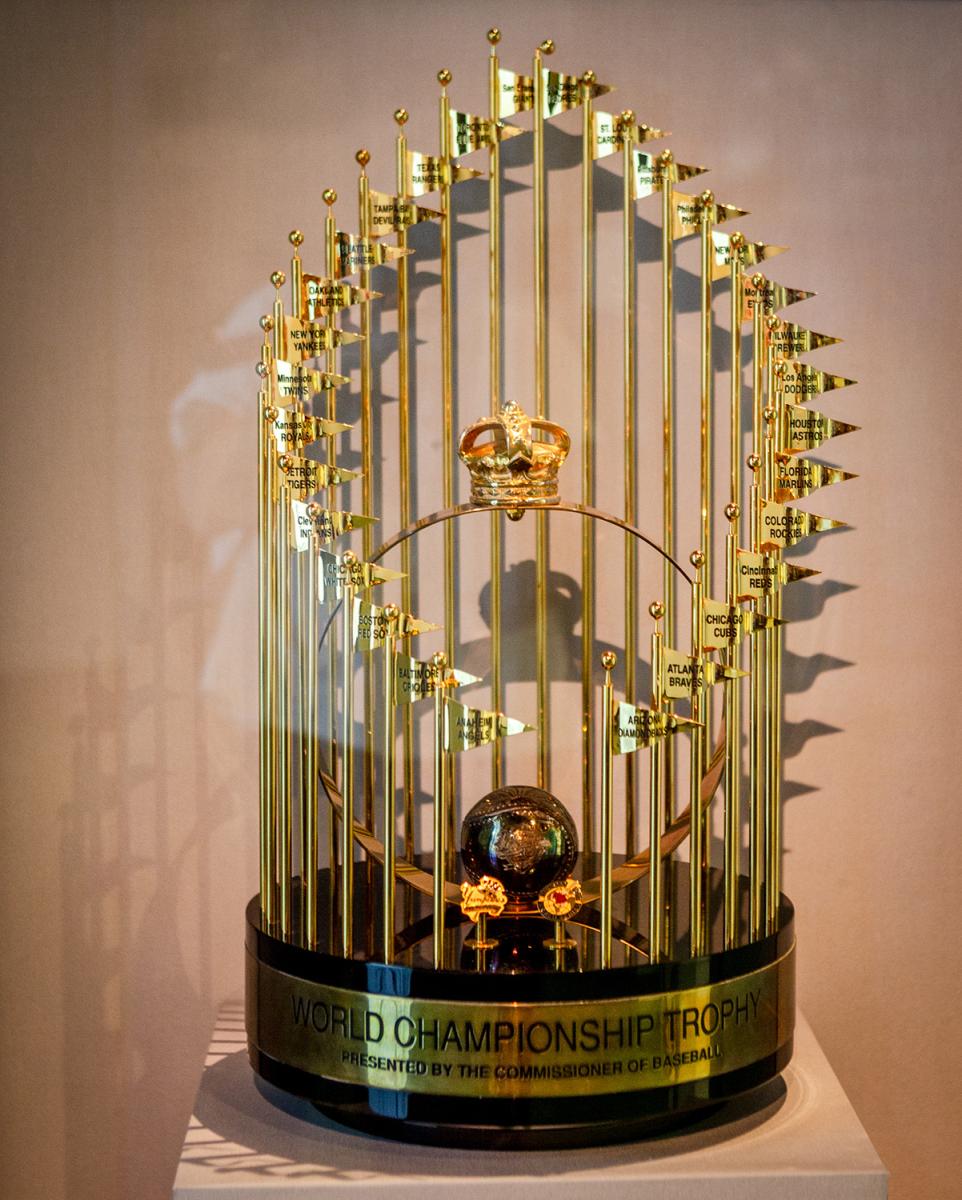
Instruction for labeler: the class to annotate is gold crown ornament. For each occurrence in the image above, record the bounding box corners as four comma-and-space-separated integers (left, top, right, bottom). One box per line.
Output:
458, 401, 570, 509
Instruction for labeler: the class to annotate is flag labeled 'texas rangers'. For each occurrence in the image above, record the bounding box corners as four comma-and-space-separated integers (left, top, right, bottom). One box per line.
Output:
735, 548, 819, 601
289, 502, 376, 551
613, 700, 699, 755
671, 191, 748, 238
405, 149, 482, 196
393, 653, 480, 705
782, 403, 860, 454
317, 550, 404, 604
353, 598, 438, 652
334, 231, 411, 278
741, 274, 815, 323
701, 598, 783, 651
632, 150, 707, 199
444, 699, 532, 752
774, 455, 857, 502
448, 111, 523, 157
283, 316, 362, 360
766, 319, 841, 359
710, 231, 787, 281
773, 359, 856, 401
592, 110, 667, 159
278, 454, 359, 500
366, 189, 442, 239
269, 409, 351, 451
301, 275, 381, 319
759, 499, 847, 550
659, 646, 745, 702
272, 359, 347, 404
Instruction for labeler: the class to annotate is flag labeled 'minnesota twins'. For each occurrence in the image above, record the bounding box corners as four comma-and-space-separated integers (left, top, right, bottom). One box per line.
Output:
735, 549, 819, 601
445, 698, 532, 752
759, 499, 847, 551
613, 700, 699, 755
782, 403, 860, 454
272, 359, 347, 403
394, 653, 480, 705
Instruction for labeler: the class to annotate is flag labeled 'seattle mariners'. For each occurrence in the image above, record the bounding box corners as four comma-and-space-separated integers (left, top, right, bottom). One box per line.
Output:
759, 499, 847, 551
289, 502, 376, 552
270, 409, 351, 451
659, 646, 744, 702
448, 111, 523, 156
272, 359, 347, 403
741, 274, 815, 323
317, 550, 404, 604
445, 698, 532, 752
283, 316, 361, 360
613, 700, 698, 755
736, 548, 819, 601
366, 189, 442, 239
773, 360, 856, 401
632, 150, 706, 199
782, 403, 860, 454
710, 231, 787, 281
334, 231, 411, 279
671, 191, 748, 239
766, 319, 841, 358
394, 653, 480, 705
405, 149, 482, 196
278, 454, 359, 500
353, 598, 438, 652
701, 598, 782, 651
774, 455, 857, 502
301, 275, 380, 320
592, 110, 667, 159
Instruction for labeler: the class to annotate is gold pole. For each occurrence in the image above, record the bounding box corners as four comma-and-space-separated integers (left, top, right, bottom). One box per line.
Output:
302, 522, 319, 949
381, 606, 399, 962
621, 112, 638, 855
534, 40, 553, 790
322, 191, 339, 950
698, 194, 714, 896
648, 605, 665, 961
431, 651, 449, 969
488, 31, 504, 789
438, 72, 456, 669
580, 70, 596, 854
749, 272, 766, 940
765, 346, 783, 934
723, 520, 740, 949
257, 335, 275, 928
600, 650, 616, 968
688, 551, 706, 957
340, 563, 357, 957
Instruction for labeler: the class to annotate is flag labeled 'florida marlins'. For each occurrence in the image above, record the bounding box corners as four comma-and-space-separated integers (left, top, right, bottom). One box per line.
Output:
353, 598, 438, 651
445, 699, 532, 752
393, 654, 480, 705
613, 700, 699, 755
774, 455, 857, 502
735, 549, 819, 601
660, 646, 745, 702
759, 499, 847, 551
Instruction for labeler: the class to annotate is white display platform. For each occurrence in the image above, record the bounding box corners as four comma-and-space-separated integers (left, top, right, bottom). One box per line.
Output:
173, 1002, 887, 1199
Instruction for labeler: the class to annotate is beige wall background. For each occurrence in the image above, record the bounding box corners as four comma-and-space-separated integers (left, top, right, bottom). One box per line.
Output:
2, 0, 960, 1196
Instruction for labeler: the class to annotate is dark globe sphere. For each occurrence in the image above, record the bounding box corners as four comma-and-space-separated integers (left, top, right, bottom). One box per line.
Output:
460, 785, 578, 902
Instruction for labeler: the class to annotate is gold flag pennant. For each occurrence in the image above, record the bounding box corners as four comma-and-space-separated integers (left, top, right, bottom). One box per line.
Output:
735, 548, 819, 601
334, 231, 411, 279
367, 189, 442, 239
774, 455, 857, 502
710, 231, 788, 281
782, 403, 860, 454
701, 598, 755, 652
394, 653, 480, 705
759, 499, 847, 550
353, 598, 439, 652
766, 320, 841, 359
405, 149, 483, 197
671, 191, 748, 239
773, 359, 856, 402
317, 550, 405, 603
541, 67, 610, 117
278, 454, 359, 500
659, 646, 745, 702
269, 409, 351, 451
445, 698, 533, 752
301, 276, 381, 320
592, 110, 667, 159
613, 700, 699, 755
449, 111, 524, 157
497, 68, 534, 117
289, 502, 377, 551
741, 274, 815, 323
632, 150, 707, 199
283, 316, 361, 360
272, 359, 347, 404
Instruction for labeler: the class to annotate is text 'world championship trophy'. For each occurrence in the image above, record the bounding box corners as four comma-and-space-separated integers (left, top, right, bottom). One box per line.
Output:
245, 30, 858, 1146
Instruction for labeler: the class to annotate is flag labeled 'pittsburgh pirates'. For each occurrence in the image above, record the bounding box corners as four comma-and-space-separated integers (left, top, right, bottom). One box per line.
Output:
632, 150, 706, 199
444, 699, 532, 752
393, 653, 480, 705
735, 549, 819, 601
613, 700, 699, 755
759, 499, 846, 551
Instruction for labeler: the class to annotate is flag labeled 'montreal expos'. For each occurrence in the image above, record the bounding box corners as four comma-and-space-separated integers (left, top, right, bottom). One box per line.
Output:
613, 700, 698, 755
759, 499, 847, 551
774, 455, 857, 502
710, 231, 787, 281
782, 403, 859, 454
394, 654, 480, 705
741, 274, 815, 323
445, 698, 532, 752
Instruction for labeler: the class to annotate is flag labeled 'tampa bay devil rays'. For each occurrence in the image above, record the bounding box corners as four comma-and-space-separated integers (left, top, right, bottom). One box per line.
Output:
741, 274, 815, 323
445, 698, 532, 752
701, 598, 783, 652
366, 189, 441, 239
759, 499, 847, 551
289, 501, 376, 551
632, 150, 706, 199
710, 231, 787, 282
766, 320, 841, 358
613, 700, 699, 755
301, 275, 381, 320
277, 454, 358, 501
592, 110, 667, 159
269, 409, 350, 451
272, 360, 347, 403
773, 359, 856, 401
353, 598, 438, 651
735, 549, 819, 601
782, 403, 860, 454
659, 646, 744, 702
334, 231, 411, 278
394, 653, 479, 705
670, 191, 748, 239
283, 316, 361, 360
405, 149, 482, 196
774, 455, 857, 502
448, 111, 524, 157
317, 551, 404, 603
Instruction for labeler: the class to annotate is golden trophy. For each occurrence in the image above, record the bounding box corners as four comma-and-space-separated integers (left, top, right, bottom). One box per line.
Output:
245, 29, 857, 1146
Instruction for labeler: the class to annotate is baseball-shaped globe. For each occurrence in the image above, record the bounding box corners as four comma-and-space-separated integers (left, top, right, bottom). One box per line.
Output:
460, 785, 578, 902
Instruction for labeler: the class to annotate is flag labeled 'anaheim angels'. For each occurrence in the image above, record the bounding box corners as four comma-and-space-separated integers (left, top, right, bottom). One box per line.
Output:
445, 699, 532, 752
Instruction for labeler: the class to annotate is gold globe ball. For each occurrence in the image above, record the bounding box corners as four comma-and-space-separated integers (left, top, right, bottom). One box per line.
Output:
355, 148, 370, 167
394, 108, 408, 125
725, 502, 740, 521
322, 188, 337, 206
487, 27, 501, 44
690, 549, 705, 569
437, 68, 452, 86
649, 600, 665, 621
270, 270, 285, 289
288, 229, 304, 247
601, 650, 616, 670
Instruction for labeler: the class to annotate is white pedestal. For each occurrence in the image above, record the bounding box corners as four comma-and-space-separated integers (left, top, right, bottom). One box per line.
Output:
173, 1004, 887, 1199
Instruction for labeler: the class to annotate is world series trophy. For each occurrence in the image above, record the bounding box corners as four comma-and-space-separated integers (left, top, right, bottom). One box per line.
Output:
245, 29, 858, 1146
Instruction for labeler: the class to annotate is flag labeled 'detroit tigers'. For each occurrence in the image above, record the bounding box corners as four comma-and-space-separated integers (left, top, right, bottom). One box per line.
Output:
278, 454, 358, 500
710, 231, 788, 281
766, 319, 841, 359
632, 150, 707, 199
448, 111, 523, 157
660, 646, 745, 702
393, 653, 480, 705
405, 149, 482, 196
283, 316, 362, 360
272, 359, 347, 403
782, 403, 860, 454
317, 550, 404, 604
334, 231, 411, 278
353, 598, 438, 651
735, 549, 819, 601
741, 274, 815, 323
759, 499, 847, 551
592, 110, 667, 159
671, 191, 748, 239
774, 455, 857, 503
613, 700, 699, 755
366, 189, 441, 239
301, 276, 381, 319
269, 409, 351, 451
445, 698, 532, 752
289, 502, 376, 552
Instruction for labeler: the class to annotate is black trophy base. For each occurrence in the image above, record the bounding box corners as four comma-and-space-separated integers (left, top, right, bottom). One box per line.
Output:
246, 862, 795, 1149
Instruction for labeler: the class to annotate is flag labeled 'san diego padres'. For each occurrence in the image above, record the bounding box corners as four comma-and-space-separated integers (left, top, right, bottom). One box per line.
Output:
773, 360, 856, 402
269, 409, 350, 451
774, 455, 857, 502
741, 274, 815, 323
366, 189, 441, 239
710, 231, 787, 281
671, 191, 748, 238
289, 502, 376, 551
445, 699, 532, 752
317, 551, 404, 603
405, 149, 482, 196
660, 646, 745, 702
541, 68, 611, 117
613, 700, 699, 755
735, 549, 819, 601
272, 359, 347, 403
334, 231, 411, 278
278, 454, 358, 500
448, 111, 523, 157
782, 403, 859, 454
632, 150, 706, 199
353, 598, 438, 651
766, 319, 841, 359
393, 654, 480, 705
301, 275, 380, 319
592, 110, 667, 159
759, 499, 847, 551
283, 316, 362, 360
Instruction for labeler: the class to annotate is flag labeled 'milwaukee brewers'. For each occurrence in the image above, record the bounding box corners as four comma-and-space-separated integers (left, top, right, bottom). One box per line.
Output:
405, 149, 482, 196
269, 409, 351, 451
671, 191, 748, 238
283, 316, 362, 360
334, 231, 411, 278
701, 598, 782, 650
497, 68, 534, 117
782, 403, 860, 454
289, 502, 376, 551
741, 274, 815, 323
759, 499, 847, 551
592, 110, 667, 159
766, 319, 841, 359
659, 646, 744, 702
445, 698, 532, 752
448, 111, 523, 156
278, 454, 359, 500
317, 550, 404, 603
774, 455, 857, 502
272, 359, 347, 403
394, 653, 480, 705
710, 231, 788, 281
773, 360, 856, 401
632, 150, 707, 199
353, 598, 439, 652
301, 275, 381, 319
613, 700, 698, 755
366, 189, 442, 239
736, 548, 819, 601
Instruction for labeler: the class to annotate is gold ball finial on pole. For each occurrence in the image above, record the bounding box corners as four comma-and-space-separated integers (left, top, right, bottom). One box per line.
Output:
288, 229, 304, 249
660, 148, 674, 165
539, 39, 555, 55
437, 68, 452, 87
270, 270, 286, 289
394, 108, 408, 126
747, 453, 762, 472
621, 109, 635, 125
342, 549, 358, 566
690, 549, 706, 571
730, 230, 745, 248
487, 27, 501, 45
649, 601, 665, 622
725, 502, 740, 522
700, 189, 714, 206
751, 271, 765, 288
431, 650, 448, 670
384, 603, 400, 622
259, 314, 273, 332
255, 361, 269, 378
355, 148, 370, 169
322, 188, 337, 206
582, 69, 596, 84
306, 501, 322, 518
601, 650, 616, 672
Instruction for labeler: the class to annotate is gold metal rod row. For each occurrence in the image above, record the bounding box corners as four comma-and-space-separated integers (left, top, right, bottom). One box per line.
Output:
340, 580, 356, 957
661, 172, 676, 842
724, 530, 740, 949
580, 74, 595, 854
623, 121, 637, 855
600, 651, 616, 968
765, 348, 781, 935
276, 480, 293, 940
432, 652, 449, 969
534, 45, 550, 790
489, 42, 504, 789
689, 567, 706, 957
258, 370, 275, 929
749, 290, 766, 940
382, 621, 397, 962
303, 539, 319, 948
357, 160, 376, 851
648, 627, 664, 962
698, 203, 714, 893
323, 198, 339, 951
